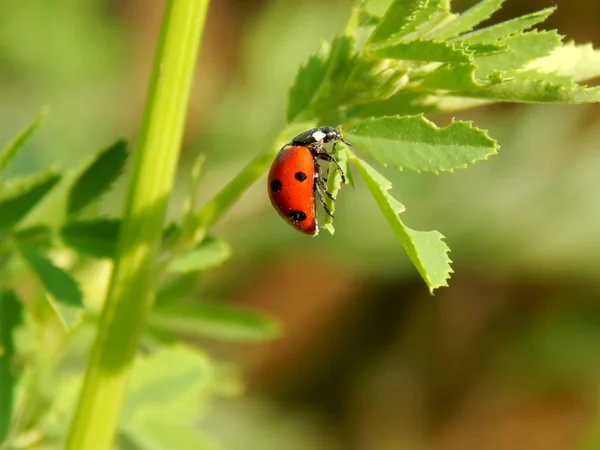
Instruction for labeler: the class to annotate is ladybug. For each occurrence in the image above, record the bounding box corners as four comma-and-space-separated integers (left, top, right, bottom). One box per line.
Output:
268, 126, 349, 235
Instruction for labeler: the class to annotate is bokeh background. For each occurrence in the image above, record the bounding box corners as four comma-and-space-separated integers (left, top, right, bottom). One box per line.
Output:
2, 0, 600, 449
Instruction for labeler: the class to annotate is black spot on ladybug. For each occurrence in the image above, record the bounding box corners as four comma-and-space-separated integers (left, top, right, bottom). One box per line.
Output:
270, 179, 282, 192
294, 171, 307, 182
289, 210, 307, 222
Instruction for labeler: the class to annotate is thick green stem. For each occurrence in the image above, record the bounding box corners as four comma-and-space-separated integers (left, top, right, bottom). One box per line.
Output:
66, 1, 210, 448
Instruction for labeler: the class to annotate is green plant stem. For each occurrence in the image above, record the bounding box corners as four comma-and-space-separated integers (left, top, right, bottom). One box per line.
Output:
65, 0, 210, 448
192, 150, 276, 243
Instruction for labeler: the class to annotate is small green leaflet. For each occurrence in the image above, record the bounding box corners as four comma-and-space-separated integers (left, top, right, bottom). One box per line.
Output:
123, 413, 219, 450
344, 115, 498, 173
526, 41, 600, 82
350, 91, 437, 119
12, 225, 52, 248
168, 237, 231, 274
454, 7, 555, 44
120, 345, 220, 450
420, 63, 481, 90
400, 0, 452, 40
120, 344, 213, 424
433, 0, 506, 40
287, 52, 328, 122
0, 289, 23, 442
367, 0, 427, 48
455, 72, 600, 103
18, 245, 83, 307
349, 155, 452, 292
67, 139, 128, 217
475, 30, 562, 79
322, 144, 352, 235
372, 40, 473, 62
60, 219, 120, 259
0, 170, 62, 234
149, 302, 281, 342
0, 109, 47, 177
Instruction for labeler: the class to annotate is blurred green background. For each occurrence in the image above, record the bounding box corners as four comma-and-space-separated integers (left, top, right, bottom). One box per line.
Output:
2, 0, 600, 449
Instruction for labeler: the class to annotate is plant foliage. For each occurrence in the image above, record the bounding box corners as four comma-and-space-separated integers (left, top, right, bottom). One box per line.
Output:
285, 0, 600, 291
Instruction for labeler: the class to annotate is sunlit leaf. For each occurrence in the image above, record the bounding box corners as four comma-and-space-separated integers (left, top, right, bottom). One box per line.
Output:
525, 41, 600, 82
456, 71, 600, 103
455, 7, 555, 44
287, 52, 328, 122
372, 40, 473, 62
344, 115, 498, 173
349, 155, 452, 292
475, 30, 562, 79
434, 0, 506, 40
367, 0, 427, 48
420, 63, 482, 90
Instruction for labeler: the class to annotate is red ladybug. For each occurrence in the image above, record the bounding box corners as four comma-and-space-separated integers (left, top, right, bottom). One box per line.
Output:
268, 126, 349, 235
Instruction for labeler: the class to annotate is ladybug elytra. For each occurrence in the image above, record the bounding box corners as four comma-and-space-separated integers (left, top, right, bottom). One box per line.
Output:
268, 126, 349, 236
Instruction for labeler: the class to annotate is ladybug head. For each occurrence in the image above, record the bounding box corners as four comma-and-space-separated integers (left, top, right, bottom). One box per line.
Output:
318, 126, 342, 143
318, 126, 351, 147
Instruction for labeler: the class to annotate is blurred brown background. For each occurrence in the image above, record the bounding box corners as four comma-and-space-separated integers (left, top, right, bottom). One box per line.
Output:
2, 0, 600, 449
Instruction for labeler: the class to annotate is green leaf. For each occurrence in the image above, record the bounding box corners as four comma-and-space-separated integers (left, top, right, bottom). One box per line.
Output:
367, 0, 427, 48
67, 139, 128, 217
0, 109, 47, 176
344, 115, 498, 173
475, 30, 562, 79
434, 0, 506, 40
0, 290, 23, 442
156, 272, 201, 307
120, 345, 213, 425
124, 413, 218, 450
525, 41, 600, 82
288, 36, 357, 123
12, 225, 53, 248
371, 40, 473, 62
400, 0, 452, 39
168, 237, 231, 274
287, 52, 328, 122
149, 302, 282, 342
322, 144, 352, 235
121, 345, 221, 449
350, 155, 452, 291
363, 0, 395, 17
350, 90, 437, 118
455, 7, 555, 44
420, 63, 482, 90
0, 171, 62, 234
18, 245, 83, 307
455, 71, 600, 103
60, 219, 120, 259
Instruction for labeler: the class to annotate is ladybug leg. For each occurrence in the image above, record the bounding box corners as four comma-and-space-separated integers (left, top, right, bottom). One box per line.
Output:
315, 152, 347, 184
316, 174, 335, 201
313, 160, 336, 201
314, 180, 335, 218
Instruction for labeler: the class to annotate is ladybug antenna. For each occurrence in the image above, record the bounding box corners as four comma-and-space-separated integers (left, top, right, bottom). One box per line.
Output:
340, 137, 352, 147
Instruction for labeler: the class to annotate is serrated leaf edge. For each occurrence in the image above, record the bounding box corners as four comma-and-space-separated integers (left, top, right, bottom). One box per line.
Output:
346, 114, 499, 174
348, 153, 452, 291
